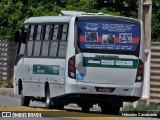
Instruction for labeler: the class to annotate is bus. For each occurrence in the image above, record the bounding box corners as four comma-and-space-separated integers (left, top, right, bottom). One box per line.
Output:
14, 11, 144, 115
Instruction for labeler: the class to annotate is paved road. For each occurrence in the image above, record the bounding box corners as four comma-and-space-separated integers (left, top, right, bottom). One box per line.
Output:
0, 95, 45, 107
0, 95, 73, 120
0, 95, 159, 120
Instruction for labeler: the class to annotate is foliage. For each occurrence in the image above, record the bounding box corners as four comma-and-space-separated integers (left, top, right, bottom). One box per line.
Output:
122, 102, 160, 112
0, 0, 159, 41
152, 1, 160, 40
122, 103, 160, 118
0, 79, 13, 88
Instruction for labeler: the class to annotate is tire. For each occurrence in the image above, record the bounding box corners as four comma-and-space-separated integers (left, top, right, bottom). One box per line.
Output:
45, 87, 52, 109
53, 105, 64, 110
81, 106, 90, 113
21, 96, 30, 106
19, 81, 23, 95
101, 106, 120, 115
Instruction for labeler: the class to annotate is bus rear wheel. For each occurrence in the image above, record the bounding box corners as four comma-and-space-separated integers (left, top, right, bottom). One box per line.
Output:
82, 106, 90, 113
21, 96, 31, 106
80, 104, 91, 113
45, 87, 52, 109
101, 106, 120, 115
53, 105, 64, 110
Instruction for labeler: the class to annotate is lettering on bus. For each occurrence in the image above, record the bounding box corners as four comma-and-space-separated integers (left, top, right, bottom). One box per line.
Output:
83, 57, 138, 69
33, 65, 59, 75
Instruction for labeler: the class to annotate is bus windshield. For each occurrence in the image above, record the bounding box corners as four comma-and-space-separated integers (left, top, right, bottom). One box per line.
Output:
77, 19, 141, 57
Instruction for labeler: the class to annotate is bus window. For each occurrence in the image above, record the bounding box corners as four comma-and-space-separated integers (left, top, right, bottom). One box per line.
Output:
41, 25, 50, 57
24, 23, 68, 58
57, 24, 68, 57
61, 24, 68, 41
49, 24, 68, 58
77, 20, 140, 57
26, 25, 35, 57
18, 25, 28, 55
58, 42, 67, 57
52, 24, 59, 40
49, 24, 59, 57
33, 25, 42, 57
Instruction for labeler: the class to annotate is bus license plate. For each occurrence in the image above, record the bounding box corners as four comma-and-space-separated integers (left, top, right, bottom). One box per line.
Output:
95, 87, 115, 93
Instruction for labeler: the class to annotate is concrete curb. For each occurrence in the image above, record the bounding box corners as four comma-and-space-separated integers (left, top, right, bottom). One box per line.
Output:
0, 88, 15, 97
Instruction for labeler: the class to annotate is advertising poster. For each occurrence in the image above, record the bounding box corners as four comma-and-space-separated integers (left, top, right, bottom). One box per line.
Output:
78, 20, 140, 51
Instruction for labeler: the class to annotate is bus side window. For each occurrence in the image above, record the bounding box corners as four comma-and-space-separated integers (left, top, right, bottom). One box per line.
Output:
49, 24, 59, 57
19, 43, 26, 55
58, 24, 68, 57
41, 25, 50, 57
33, 25, 42, 57
19, 25, 28, 55
26, 25, 35, 57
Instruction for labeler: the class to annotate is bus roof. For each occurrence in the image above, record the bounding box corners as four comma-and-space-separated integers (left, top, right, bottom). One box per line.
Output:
77, 15, 141, 24
24, 16, 72, 24
24, 11, 141, 24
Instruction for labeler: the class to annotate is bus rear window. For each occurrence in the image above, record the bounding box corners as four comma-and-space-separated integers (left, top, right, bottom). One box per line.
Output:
77, 20, 140, 52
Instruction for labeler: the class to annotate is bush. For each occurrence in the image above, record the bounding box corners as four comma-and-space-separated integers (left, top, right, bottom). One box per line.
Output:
0, 78, 13, 88
122, 102, 160, 113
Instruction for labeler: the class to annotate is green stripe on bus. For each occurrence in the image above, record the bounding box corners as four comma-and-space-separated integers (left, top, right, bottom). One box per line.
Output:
33, 65, 59, 75
83, 57, 138, 69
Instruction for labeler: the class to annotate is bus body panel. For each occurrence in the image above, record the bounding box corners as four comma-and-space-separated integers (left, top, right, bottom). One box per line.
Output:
14, 58, 65, 97
64, 79, 143, 98
76, 53, 138, 85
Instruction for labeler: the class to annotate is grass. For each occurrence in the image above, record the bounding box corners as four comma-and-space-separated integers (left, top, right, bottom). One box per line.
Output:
122, 102, 160, 117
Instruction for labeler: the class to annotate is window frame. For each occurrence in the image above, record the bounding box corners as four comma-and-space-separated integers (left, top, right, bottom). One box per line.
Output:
76, 19, 141, 58
23, 22, 69, 58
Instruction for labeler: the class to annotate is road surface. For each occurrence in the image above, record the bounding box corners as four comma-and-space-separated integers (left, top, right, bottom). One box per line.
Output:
0, 95, 159, 120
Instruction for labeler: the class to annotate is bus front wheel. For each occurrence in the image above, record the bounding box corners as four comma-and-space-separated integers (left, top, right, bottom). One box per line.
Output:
21, 96, 31, 106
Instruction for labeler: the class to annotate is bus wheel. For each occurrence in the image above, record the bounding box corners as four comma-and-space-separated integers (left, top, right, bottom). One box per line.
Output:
21, 96, 31, 106
81, 105, 90, 113
53, 105, 64, 110
45, 87, 52, 109
101, 106, 120, 115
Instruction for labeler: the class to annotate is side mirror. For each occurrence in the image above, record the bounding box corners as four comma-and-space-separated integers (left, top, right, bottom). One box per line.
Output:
14, 31, 20, 43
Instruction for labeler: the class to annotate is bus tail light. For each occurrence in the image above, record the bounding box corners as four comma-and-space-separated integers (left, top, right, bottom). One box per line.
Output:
135, 59, 144, 82
68, 56, 76, 79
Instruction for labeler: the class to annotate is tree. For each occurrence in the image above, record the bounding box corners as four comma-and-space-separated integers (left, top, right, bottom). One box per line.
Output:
0, 0, 159, 41
152, 1, 160, 40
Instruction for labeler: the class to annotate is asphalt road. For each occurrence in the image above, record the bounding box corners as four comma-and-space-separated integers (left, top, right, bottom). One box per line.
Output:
0, 95, 73, 120
0, 95, 45, 107
0, 95, 159, 120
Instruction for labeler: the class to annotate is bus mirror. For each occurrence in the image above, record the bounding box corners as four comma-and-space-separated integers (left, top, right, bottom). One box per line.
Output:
14, 31, 20, 43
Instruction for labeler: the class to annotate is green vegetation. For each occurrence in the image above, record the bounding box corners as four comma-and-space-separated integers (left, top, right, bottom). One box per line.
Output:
0, 79, 13, 88
0, 0, 160, 41
122, 103, 160, 115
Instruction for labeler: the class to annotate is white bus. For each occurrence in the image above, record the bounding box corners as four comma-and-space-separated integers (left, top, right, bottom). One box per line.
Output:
14, 11, 144, 115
